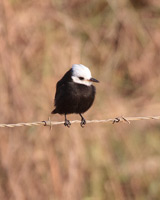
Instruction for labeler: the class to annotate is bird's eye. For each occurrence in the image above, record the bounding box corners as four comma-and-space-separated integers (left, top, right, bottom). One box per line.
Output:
79, 77, 84, 80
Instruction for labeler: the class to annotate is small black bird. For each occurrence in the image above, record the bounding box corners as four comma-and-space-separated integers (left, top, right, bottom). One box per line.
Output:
51, 64, 99, 127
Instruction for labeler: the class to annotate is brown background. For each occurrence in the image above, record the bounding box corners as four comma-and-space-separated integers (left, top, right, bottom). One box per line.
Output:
0, 0, 160, 199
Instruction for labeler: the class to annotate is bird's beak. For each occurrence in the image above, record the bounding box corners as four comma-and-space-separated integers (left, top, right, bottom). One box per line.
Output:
89, 77, 99, 83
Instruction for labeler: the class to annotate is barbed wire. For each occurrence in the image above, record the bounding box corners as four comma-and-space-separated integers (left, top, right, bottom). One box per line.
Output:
0, 115, 160, 128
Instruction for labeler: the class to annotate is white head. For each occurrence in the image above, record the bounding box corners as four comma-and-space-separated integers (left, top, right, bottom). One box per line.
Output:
71, 64, 99, 86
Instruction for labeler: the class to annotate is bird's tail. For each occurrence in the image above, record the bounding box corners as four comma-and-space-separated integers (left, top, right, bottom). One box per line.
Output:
51, 109, 57, 114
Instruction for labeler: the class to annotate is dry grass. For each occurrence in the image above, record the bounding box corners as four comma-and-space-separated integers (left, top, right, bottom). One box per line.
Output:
0, 0, 160, 199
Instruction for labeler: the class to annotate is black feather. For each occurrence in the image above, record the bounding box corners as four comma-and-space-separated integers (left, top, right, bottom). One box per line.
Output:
51, 68, 96, 115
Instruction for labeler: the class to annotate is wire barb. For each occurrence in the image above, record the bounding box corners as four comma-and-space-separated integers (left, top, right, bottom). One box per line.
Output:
112, 116, 130, 124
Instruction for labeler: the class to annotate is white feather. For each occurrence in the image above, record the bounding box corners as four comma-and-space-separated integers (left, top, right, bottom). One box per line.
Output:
71, 64, 92, 86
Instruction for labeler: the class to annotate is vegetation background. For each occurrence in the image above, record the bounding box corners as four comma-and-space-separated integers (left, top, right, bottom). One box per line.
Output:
0, 0, 160, 199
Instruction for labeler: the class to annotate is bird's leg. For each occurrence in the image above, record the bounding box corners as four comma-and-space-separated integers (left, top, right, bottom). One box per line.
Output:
79, 113, 86, 128
64, 114, 71, 128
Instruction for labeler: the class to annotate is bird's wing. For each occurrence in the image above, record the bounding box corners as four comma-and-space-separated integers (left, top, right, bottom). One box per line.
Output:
56, 68, 72, 90
54, 83, 66, 106
54, 69, 72, 105
54, 82, 79, 110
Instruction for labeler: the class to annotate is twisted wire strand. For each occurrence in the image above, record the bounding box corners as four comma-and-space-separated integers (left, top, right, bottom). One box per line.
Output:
0, 115, 160, 128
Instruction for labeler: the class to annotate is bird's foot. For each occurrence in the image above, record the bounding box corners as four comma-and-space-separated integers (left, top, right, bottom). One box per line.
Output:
80, 118, 86, 128
64, 119, 71, 128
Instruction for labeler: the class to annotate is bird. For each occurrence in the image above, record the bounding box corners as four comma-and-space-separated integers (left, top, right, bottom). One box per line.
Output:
51, 64, 99, 127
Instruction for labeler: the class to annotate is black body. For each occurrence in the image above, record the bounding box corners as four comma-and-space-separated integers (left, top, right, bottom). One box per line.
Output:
51, 69, 96, 116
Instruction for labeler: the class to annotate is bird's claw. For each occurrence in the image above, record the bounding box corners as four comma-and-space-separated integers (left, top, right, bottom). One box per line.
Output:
64, 120, 71, 128
80, 118, 86, 128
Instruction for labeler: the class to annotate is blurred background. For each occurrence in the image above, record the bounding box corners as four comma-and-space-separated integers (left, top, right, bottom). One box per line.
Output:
0, 0, 160, 199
